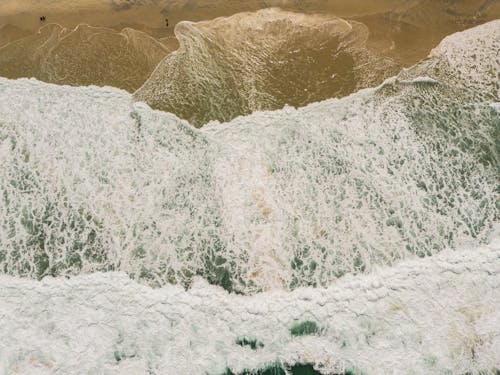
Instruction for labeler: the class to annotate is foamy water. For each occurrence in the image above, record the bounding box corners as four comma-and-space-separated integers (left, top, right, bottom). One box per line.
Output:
1, 242, 499, 374
0, 17, 498, 375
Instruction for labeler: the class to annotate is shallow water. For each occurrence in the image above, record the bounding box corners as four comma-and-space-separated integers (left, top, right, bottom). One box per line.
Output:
134, 9, 400, 126
0, 23, 170, 92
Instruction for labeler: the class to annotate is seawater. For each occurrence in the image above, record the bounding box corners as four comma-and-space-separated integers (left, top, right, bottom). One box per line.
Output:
0, 20, 498, 375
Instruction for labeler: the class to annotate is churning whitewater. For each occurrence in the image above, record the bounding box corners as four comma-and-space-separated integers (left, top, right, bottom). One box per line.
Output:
0, 19, 499, 375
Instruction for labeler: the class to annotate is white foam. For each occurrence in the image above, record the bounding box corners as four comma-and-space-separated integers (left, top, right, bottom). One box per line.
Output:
409, 20, 500, 100
0, 243, 498, 374
1, 69, 497, 293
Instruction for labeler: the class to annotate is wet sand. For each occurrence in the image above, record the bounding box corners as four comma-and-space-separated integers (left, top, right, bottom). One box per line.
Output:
0, 6, 170, 39
0, 24, 31, 48
1, 0, 497, 61
0, 0, 407, 30
0, 23, 171, 91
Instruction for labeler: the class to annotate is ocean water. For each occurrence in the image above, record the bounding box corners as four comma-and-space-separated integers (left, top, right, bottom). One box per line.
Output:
0, 17, 498, 375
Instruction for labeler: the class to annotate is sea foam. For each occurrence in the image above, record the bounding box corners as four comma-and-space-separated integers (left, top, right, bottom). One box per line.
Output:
0, 242, 499, 374
0, 21, 498, 294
